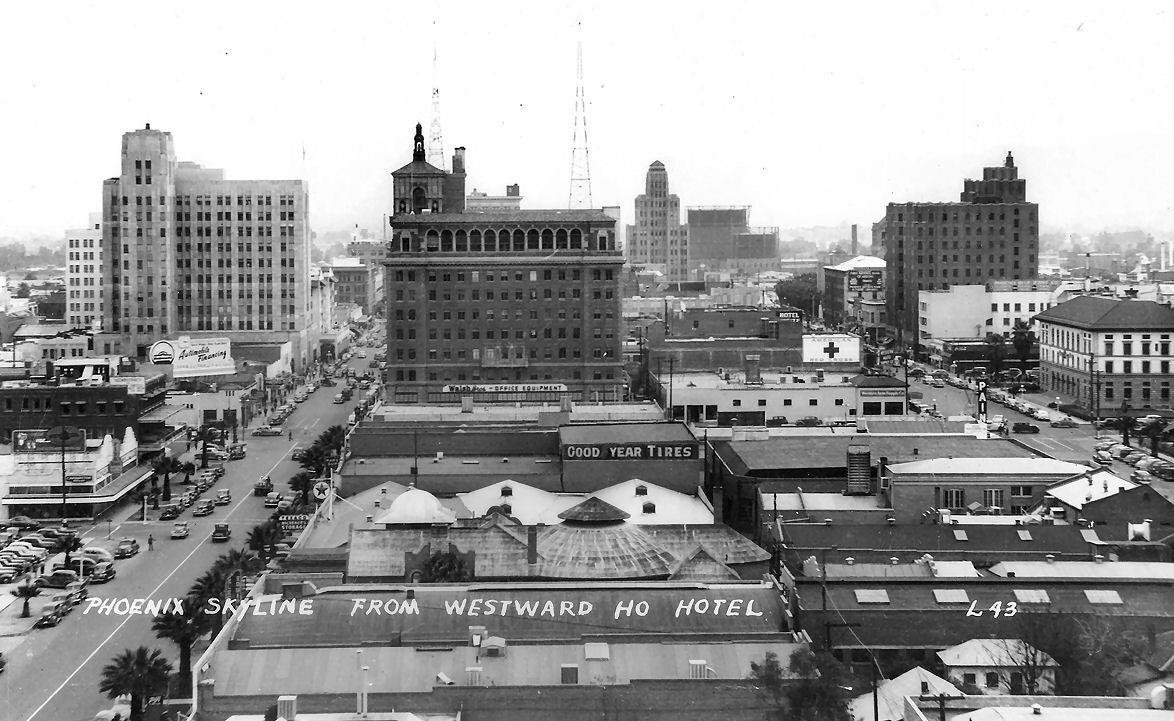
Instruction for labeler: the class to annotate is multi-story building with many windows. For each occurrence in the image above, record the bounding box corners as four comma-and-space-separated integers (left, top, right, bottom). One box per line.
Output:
1036, 294, 1174, 415
100, 125, 314, 368
626, 161, 687, 280
882, 153, 1039, 353
66, 214, 103, 329
385, 124, 624, 404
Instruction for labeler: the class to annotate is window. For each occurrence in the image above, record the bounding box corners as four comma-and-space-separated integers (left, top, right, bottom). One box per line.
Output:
932, 589, 969, 603
732, 399, 741, 407
983, 488, 1005, 510
953, 529, 968, 541
985, 672, 999, 689
1084, 589, 1123, 604
757, 399, 767, 406
1013, 589, 1050, 604
689, 660, 709, 679
943, 489, 964, 509
1017, 529, 1033, 541
962, 673, 977, 686
560, 665, 579, 684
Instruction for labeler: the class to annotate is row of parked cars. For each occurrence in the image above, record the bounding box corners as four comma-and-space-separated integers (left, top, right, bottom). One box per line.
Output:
159, 465, 229, 521
28, 538, 140, 628
1093, 438, 1174, 480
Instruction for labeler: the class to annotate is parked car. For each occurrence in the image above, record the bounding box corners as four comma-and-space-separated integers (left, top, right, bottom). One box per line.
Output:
79, 547, 115, 564
170, 522, 191, 539
215, 489, 232, 505
1132, 470, 1157, 484
276, 498, 294, 512
1092, 450, 1114, 465
114, 538, 140, 558
1124, 452, 1149, 466
1012, 422, 1040, 434
0, 566, 24, 583
794, 416, 822, 427
63, 580, 89, 605
192, 500, 215, 517
321, 378, 337, 387
35, 569, 80, 589
36, 603, 68, 628
1050, 417, 1078, 428
291, 448, 307, 461
264, 492, 282, 508
987, 415, 1007, 431
5, 516, 42, 532
79, 560, 114, 583
211, 523, 231, 542
333, 393, 346, 404
252, 426, 283, 437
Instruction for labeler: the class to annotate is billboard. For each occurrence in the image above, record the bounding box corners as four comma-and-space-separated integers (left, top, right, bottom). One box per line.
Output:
149, 337, 234, 378
802, 334, 862, 364
13, 427, 87, 453
847, 270, 883, 292
562, 442, 699, 461
278, 513, 312, 536
442, 383, 568, 394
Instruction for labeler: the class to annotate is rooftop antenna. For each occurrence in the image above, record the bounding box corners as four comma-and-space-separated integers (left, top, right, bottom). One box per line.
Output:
427, 24, 447, 171
568, 23, 593, 209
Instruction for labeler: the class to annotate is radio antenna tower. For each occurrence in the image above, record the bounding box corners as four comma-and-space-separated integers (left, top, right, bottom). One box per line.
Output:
568, 31, 593, 208
427, 30, 447, 171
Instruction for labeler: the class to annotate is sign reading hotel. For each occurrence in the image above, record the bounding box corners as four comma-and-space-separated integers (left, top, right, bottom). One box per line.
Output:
149, 337, 235, 378
442, 383, 568, 394
13, 427, 87, 453
562, 442, 699, 461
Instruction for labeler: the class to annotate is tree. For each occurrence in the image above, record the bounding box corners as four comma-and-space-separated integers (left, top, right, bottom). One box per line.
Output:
188, 567, 227, 636
192, 426, 219, 469
773, 274, 819, 316
247, 521, 281, 563
289, 471, 314, 506
1010, 320, 1036, 370
151, 456, 181, 503
151, 603, 210, 681
11, 581, 40, 618
985, 332, 1008, 375
181, 461, 196, 486
61, 536, 83, 567
1011, 611, 1147, 696
98, 647, 173, 721
215, 548, 260, 601
297, 444, 330, 477
315, 424, 347, 455
779, 648, 854, 721
749, 650, 789, 720
421, 550, 472, 582
1136, 417, 1171, 458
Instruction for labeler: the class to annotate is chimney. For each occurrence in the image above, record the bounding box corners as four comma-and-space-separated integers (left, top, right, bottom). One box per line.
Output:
1031, 703, 1042, 715
527, 525, 538, 565
744, 354, 762, 384
890, 556, 899, 565
851, 224, 858, 255
277, 696, 297, 721
452, 147, 466, 174
1045, 554, 1055, 563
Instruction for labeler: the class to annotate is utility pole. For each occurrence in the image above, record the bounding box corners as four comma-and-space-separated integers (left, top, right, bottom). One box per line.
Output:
667, 358, 675, 420
60, 426, 69, 522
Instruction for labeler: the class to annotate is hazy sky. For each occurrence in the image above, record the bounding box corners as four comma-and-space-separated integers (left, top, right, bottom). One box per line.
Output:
3, 1, 1174, 240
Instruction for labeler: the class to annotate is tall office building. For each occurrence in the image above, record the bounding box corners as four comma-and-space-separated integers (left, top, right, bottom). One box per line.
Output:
65, 213, 103, 329
101, 125, 314, 368
882, 152, 1039, 351
625, 161, 687, 280
385, 124, 624, 404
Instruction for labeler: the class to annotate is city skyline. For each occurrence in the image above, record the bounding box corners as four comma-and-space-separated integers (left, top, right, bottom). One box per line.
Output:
4, 1, 1174, 239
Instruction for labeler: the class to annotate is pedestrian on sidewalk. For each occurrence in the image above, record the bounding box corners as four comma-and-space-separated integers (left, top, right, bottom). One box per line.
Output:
147, 534, 154, 551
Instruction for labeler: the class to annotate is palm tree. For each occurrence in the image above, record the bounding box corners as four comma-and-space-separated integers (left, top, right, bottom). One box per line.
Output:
98, 647, 173, 721
151, 455, 182, 503
1136, 417, 1171, 458
289, 471, 314, 506
11, 581, 39, 618
316, 425, 346, 455
151, 604, 210, 681
1010, 320, 1036, 372
215, 548, 260, 601
192, 426, 218, 469
985, 332, 1008, 375
61, 536, 83, 567
181, 461, 196, 486
247, 521, 281, 563
298, 444, 330, 477
188, 567, 227, 636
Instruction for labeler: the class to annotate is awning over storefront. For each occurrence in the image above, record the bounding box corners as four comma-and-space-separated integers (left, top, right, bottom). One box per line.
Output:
2, 468, 151, 506
138, 403, 184, 422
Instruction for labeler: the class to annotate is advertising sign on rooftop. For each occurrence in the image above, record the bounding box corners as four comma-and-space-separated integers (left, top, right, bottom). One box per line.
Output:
13, 426, 87, 453
149, 337, 235, 378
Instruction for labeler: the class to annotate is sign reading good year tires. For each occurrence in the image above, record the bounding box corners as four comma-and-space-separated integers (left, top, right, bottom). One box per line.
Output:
562, 442, 699, 461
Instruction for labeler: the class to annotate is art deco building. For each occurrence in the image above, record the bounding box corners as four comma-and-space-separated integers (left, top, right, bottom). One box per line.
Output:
626, 161, 687, 280
101, 125, 314, 368
385, 124, 624, 404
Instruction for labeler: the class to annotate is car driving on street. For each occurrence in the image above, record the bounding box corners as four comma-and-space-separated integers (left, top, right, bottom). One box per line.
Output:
170, 522, 190, 539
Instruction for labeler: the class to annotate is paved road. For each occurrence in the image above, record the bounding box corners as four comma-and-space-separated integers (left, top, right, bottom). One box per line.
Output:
2, 353, 376, 721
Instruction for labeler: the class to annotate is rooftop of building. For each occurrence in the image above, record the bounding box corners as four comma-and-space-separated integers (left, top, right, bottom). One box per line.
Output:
1035, 294, 1174, 329
370, 402, 665, 424
390, 209, 616, 224
669, 370, 858, 389
760, 491, 887, 513
1044, 468, 1135, 509
904, 696, 1164, 721
887, 458, 1090, 477
937, 638, 1057, 668
849, 666, 959, 721
718, 436, 1039, 474
821, 560, 982, 579
559, 422, 694, 445
825, 255, 886, 272
777, 522, 1100, 557
987, 560, 1174, 580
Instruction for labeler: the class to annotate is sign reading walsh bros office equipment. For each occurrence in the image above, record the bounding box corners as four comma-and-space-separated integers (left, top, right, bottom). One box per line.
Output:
148, 337, 235, 378
562, 442, 699, 461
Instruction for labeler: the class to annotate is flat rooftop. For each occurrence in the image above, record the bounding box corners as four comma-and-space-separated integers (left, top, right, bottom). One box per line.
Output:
671, 370, 856, 389
720, 436, 1039, 474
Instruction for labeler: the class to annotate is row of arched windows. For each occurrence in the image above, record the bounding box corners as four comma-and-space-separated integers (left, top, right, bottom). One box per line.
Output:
420, 227, 593, 253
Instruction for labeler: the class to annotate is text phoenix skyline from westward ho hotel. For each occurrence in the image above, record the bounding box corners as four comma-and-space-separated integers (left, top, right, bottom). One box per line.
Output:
3, 1, 1174, 238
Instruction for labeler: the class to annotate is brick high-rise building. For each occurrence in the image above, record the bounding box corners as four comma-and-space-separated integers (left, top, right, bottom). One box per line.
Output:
625, 161, 687, 280
882, 152, 1039, 353
101, 125, 314, 368
385, 124, 624, 404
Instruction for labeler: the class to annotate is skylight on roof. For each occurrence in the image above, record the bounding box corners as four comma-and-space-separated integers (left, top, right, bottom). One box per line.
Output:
953, 529, 969, 541
1084, 589, 1123, 604
854, 589, 890, 604
1013, 589, 1050, 604
932, 589, 969, 604
1017, 529, 1033, 541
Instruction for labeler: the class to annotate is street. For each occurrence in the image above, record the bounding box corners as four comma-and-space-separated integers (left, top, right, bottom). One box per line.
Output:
0, 352, 375, 721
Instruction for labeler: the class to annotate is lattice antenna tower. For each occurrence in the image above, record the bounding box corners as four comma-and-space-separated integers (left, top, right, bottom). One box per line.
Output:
427, 29, 447, 171
568, 31, 593, 208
